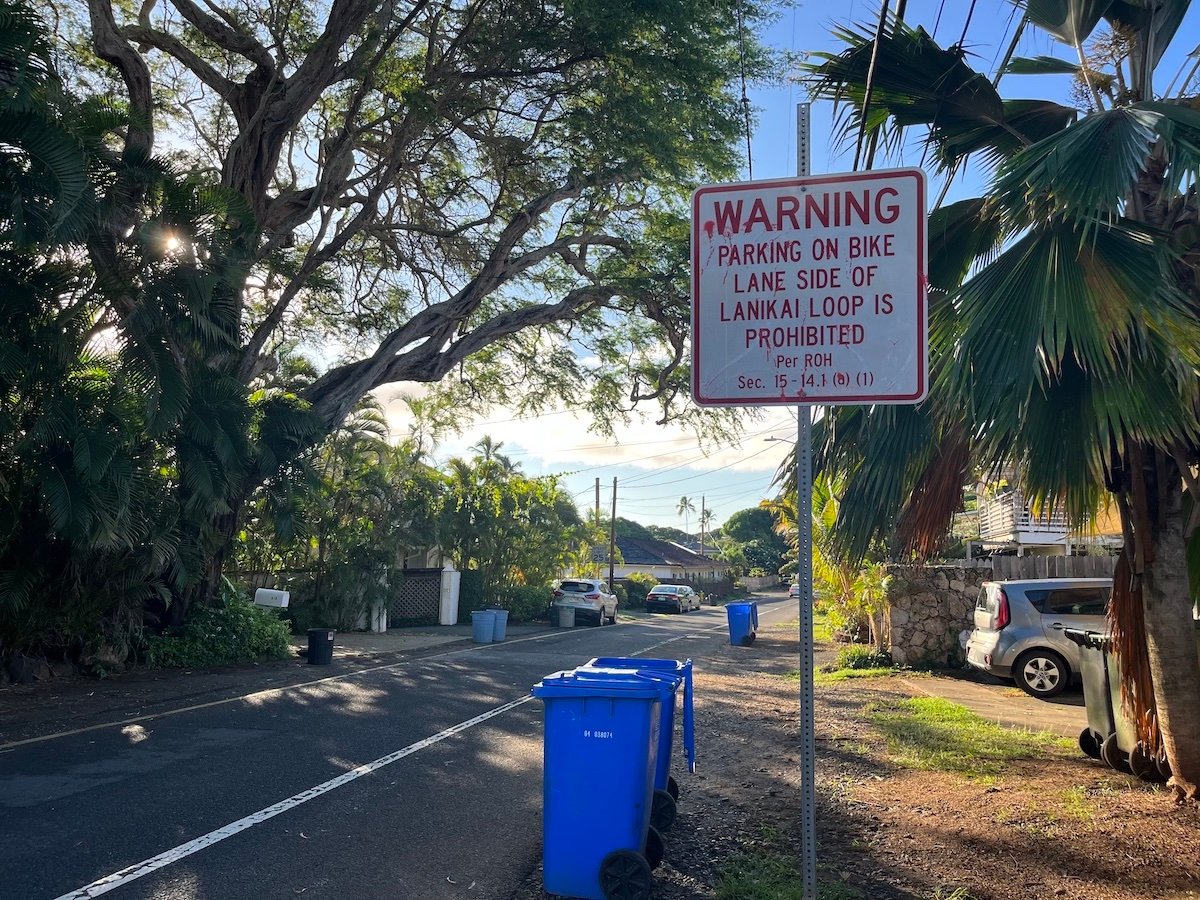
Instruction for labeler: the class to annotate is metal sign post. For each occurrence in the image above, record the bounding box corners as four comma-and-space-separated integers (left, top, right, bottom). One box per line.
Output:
690, 101, 927, 900
795, 101, 817, 898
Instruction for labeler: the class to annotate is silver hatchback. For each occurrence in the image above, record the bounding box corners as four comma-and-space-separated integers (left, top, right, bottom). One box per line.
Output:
965, 578, 1110, 699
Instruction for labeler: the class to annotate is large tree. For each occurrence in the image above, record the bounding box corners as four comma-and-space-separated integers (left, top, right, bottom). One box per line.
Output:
804, 1, 1200, 798
50, 0, 771, 615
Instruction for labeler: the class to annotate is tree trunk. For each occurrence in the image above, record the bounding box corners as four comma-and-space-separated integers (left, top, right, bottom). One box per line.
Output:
1141, 486, 1200, 801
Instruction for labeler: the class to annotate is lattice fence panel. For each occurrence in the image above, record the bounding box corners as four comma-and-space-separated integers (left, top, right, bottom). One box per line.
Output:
388, 568, 441, 625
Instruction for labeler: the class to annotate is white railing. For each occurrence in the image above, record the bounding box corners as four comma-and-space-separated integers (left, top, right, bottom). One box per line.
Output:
978, 490, 1069, 543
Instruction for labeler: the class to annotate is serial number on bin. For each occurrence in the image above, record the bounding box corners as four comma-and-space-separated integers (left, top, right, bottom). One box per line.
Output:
583, 730, 614, 739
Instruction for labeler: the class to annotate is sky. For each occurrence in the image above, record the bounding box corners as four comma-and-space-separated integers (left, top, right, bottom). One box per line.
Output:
378, 1, 1200, 533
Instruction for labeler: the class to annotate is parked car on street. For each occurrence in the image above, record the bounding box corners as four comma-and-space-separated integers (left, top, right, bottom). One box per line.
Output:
788, 583, 801, 599
551, 578, 618, 625
965, 577, 1111, 698
645, 583, 701, 613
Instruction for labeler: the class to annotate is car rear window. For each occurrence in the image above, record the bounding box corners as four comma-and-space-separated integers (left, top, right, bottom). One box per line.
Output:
559, 581, 595, 593
652, 586, 678, 594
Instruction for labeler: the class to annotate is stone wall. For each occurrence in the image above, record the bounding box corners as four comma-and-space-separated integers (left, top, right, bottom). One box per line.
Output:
885, 565, 991, 668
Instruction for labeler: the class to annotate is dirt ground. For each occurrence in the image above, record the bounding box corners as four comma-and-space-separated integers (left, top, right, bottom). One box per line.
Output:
514, 622, 1200, 900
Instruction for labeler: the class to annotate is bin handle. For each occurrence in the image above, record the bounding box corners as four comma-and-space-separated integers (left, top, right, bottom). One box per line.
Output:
682, 658, 696, 773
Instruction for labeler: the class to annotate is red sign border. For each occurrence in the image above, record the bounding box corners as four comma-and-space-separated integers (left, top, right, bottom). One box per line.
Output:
691, 168, 927, 407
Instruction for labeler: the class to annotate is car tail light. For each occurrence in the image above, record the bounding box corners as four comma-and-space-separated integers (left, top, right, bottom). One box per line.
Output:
995, 589, 1010, 630
584, 593, 600, 600
552, 590, 563, 598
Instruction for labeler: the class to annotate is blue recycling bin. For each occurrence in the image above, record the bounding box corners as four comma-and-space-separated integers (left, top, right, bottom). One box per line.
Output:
532, 669, 663, 900
470, 609, 496, 643
580, 658, 695, 833
725, 601, 758, 646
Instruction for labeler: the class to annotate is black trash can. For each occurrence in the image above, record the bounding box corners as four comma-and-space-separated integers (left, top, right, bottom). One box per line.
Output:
307, 628, 336, 665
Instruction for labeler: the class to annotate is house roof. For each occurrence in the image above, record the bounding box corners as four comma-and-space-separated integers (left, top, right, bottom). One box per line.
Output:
593, 536, 728, 570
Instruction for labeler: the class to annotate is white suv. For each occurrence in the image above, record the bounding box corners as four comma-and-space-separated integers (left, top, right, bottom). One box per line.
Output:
552, 578, 618, 625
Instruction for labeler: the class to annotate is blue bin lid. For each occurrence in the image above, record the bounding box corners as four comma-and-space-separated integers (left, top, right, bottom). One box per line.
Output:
531, 668, 665, 700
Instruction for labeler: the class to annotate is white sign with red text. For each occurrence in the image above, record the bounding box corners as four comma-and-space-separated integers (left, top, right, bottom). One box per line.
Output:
691, 168, 927, 406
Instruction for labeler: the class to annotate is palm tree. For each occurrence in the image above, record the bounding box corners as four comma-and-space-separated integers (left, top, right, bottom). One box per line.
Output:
698, 506, 715, 554
677, 496, 696, 536
804, 4, 1200, 797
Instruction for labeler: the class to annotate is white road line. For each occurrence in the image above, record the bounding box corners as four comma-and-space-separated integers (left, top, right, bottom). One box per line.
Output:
0, 624, 610, 752
50, 695, 535, 900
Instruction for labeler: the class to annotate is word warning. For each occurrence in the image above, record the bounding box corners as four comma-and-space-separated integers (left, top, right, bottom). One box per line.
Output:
691, 169, 927, 407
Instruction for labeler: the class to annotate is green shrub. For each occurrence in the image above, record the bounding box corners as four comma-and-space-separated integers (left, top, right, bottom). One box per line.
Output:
142, 598, 292, 669
457, 569, 486, 615
835, 645, 893, 670
498, 584, 553, 623
612, 581, 628, 604
623, 572, 657, 609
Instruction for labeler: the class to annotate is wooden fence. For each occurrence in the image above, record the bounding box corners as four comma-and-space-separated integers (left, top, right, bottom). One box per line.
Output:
978, 555, 1117, 580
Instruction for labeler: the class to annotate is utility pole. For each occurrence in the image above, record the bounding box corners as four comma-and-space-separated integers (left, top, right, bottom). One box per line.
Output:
595, 477, 601, 524
608, 477, 617, 591
700, 497, 706, 556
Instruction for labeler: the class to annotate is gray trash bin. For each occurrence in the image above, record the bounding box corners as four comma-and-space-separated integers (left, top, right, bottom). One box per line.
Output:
471, 609, 497, 643
490, 608, 509, 641
557, 605, 576, 628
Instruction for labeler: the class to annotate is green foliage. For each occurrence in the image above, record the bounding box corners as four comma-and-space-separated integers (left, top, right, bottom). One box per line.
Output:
141, 597, 291, 669
457, 569, 486, 616
611, 582, 628, 604
495, 584, 552, 623
835, 645, 893, 670
623, 572, 658, 609
2, 0, 776, 665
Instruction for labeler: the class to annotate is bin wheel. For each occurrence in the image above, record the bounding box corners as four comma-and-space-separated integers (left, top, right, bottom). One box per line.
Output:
1100, 732, 1131, 774
644, 825, 665, 871
1078, 727, 1102, 760
599, 849, 652, 900
651, 788, 677, 832
1157, 751, 1172, 781
666, 775, 680, 802
1129, 742, 1166, 783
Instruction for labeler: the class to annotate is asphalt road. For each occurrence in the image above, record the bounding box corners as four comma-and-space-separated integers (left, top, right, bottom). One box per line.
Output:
0, 595, 797, 900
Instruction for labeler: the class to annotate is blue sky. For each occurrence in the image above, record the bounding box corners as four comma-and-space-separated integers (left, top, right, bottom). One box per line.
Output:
382, 1, 1200, 533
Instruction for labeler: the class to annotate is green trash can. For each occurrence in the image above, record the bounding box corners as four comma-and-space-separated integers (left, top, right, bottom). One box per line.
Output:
1063, 627, 1167, 782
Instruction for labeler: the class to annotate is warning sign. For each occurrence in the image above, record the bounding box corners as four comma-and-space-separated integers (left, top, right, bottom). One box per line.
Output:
691, 168, 927, 406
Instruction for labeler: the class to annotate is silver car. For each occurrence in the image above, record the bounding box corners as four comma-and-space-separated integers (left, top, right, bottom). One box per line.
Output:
552, 578, 618, 625
965, 578, 1110, 698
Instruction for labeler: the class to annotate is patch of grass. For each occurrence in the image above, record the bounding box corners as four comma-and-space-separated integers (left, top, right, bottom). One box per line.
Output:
1060, 785, 1098, 821
716, 851, 861, 900
865, 696, 1074, 779
931, 890, 976, 900
771, 610, 834, 643
816, 666, 897, 683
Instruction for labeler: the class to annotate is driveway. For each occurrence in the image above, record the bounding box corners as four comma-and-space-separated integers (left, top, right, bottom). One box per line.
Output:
899, 670, 1087, 739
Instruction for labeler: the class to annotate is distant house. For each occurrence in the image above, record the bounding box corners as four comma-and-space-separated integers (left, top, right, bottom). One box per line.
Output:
593, 536, 729, 584
972, 480, 1122, 558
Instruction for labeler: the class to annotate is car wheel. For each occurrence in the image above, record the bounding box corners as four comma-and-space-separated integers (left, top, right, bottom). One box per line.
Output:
593, 609, 605, 627
1013, 648, 1069, 698
675, 600, 684, 614
608, 607, 617, 625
